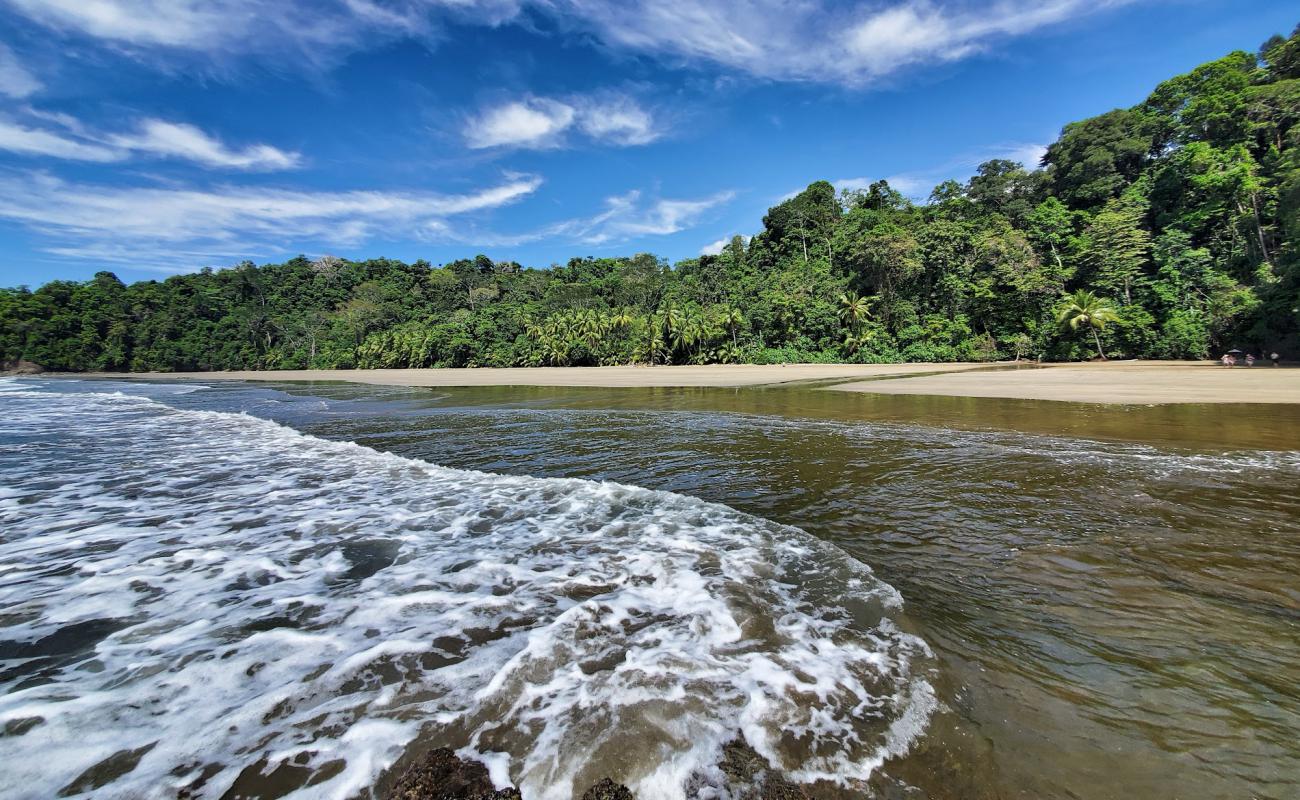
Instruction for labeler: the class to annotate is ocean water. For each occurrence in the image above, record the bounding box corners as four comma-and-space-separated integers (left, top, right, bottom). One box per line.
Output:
0, 379, 933, 800
3, 377, 1299, 800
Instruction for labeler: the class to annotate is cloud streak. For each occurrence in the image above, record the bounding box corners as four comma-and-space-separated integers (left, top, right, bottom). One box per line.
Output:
0, 171, 543, 270
0, 113, 301, 170
0, 43, 40, 98
3, 1, 1139, 85
833, 140, 1050, 200
427, 187, 735, 248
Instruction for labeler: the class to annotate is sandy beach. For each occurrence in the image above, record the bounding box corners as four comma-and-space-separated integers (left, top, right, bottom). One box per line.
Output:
82, 360, 1300, 404
95, 362, 990, 388
830, 361, 1300, 404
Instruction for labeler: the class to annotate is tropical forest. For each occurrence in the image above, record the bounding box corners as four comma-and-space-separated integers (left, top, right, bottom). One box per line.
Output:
4, 25, 1299, 373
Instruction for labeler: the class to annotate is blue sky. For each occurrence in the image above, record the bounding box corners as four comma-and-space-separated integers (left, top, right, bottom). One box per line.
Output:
0, 0, 1294, 286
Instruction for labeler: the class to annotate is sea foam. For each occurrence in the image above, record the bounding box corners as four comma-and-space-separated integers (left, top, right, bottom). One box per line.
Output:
0, 384, 933, 799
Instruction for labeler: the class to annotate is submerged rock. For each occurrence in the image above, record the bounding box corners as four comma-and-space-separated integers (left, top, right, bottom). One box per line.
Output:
1, 359, 44, 375
385, 749, 637, 800
713, 740, 812, 800
387, 748, 520, 800
580, 778, 634, 800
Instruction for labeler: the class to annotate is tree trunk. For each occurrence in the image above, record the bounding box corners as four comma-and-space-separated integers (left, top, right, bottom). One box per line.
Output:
1092, 327, 1107, 360
1250, 191, 1271, 264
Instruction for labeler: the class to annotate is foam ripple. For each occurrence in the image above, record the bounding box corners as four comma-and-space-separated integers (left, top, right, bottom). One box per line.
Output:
0, 386, 933, 800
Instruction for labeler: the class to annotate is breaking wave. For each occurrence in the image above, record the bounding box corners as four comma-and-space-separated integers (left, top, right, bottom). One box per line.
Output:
0, 383, 933, 799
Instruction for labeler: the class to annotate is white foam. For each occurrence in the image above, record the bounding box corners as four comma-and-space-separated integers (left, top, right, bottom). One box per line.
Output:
0, 386, 933, 800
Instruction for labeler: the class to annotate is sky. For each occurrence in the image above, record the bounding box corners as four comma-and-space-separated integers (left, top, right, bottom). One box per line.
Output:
0, 0, 1295, 286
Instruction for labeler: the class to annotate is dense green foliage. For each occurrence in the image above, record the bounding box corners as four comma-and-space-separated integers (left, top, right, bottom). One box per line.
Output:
5, 26, 1300, 372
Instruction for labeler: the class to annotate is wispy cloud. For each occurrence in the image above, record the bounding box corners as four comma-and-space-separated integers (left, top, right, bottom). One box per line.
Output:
544, 0, 1136, 85
700, 236, 730, 256
700, 233, 748, 256
464, 93, 661, 150
429, 187, 734, 248
0, 43, 41, 98
2, 1, 1138, 86
575, 95, 659, 146
833, 140, 1049, 200
0, 171, 543, 270
108, 120, 301, 170
3, 0, 368, 58
0, 120, 123, 161
565, 189, 735, 245
0, 112, 301, 170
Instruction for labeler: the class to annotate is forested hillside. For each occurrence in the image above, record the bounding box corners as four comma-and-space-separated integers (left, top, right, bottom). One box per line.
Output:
4, 26, 1299, 372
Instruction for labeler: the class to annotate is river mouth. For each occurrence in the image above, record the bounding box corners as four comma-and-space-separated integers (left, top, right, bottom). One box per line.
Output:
3, 378, 1299, 799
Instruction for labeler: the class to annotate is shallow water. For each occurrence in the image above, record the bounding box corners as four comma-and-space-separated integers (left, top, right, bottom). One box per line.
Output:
2, 377, 1298, 800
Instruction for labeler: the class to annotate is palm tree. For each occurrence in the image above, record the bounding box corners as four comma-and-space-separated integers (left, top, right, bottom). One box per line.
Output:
671, 309, 698, 355
644, 317, 665, 365
842, 329, 873, 357
717, 305, 745, 347
838, 291, 872, 331
685, 308, 719, 360
659, 304, 686, 361
609, 307, 634, 331
717, 341, 741, 364
1056, 290, 1119, 360
575, 309, 605, 347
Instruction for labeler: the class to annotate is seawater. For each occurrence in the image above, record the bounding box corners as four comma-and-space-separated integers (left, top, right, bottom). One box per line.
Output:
0, 379, 934, 800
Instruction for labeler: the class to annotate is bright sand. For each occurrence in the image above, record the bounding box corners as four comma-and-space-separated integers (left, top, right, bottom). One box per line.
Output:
829, 360, 1300, 405
95, 362, 989, 388
87, 360, 1300, 405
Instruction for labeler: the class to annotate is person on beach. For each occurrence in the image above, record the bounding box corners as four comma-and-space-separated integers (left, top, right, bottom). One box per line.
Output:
1272, 351, 1281, 367
1246, 353, 1256, 367
1221, 353, 1231, 367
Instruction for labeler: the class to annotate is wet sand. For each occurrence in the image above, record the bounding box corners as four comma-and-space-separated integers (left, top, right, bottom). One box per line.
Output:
831, 361, 1300, 404
89, 362, 991, 388
82, 360, 1300, 404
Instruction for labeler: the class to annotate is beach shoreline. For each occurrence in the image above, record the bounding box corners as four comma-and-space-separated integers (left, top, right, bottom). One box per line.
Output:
60, 359, 1300, 405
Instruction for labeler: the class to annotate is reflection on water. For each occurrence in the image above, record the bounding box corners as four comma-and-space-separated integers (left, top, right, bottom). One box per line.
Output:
7, 378, 1300, 799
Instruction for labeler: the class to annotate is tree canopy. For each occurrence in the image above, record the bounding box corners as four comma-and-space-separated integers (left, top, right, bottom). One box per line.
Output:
5, 24, 1300, 372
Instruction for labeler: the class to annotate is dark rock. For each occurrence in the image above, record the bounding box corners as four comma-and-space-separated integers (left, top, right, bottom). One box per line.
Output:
716, 740, 812, 800
580, 777, 634, 800
1, 360, 44, 375
387, 748, 521, 800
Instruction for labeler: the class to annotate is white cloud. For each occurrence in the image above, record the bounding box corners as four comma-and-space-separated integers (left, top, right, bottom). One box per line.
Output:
700, 236, 730, 256
3, 0, 355, 55
701, 233, 750, 255
464, 98, 576, 149
0, 171, 542, 269
544, 0, 1134, 84
0, 120, 124, 161
575, 96, 659, 145
425, 187, 733, 248
995, 142, 1048, 168
0, 112, 301, 170
464, 93, 661, 150
0, 43, 41, 98
109, 120, 301, 170
4, 1, 1135, 85
833, 140, 1049, 201
568, 189, 735, 245
834, 174, 929, 196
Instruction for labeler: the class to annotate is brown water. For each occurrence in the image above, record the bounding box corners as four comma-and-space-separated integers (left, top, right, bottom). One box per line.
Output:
293, 383, 1300, 800
5, 378, 1299, 799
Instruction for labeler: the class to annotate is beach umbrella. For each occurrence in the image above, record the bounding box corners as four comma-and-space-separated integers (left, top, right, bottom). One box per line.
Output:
1227, 348, 1243, 354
